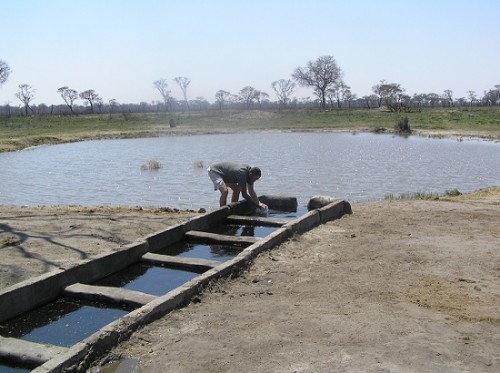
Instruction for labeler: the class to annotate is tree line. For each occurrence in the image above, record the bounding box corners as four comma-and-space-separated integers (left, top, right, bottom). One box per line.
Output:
1, 57, 499, 118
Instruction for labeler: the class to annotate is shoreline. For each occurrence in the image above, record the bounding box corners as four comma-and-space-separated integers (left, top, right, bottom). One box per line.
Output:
2, 127, 499, 153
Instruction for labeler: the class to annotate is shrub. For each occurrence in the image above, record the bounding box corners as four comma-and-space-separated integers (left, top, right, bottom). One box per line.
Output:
395, 116, 411, 135
445, 188, 462, 196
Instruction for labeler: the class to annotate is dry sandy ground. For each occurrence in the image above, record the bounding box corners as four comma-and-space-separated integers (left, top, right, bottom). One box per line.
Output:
0, 206, 199, 290
1, 188, 500, 372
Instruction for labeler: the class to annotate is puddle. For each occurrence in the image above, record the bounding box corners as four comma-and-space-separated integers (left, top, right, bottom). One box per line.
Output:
88, 355, 140, 373
0, 298, 130, 348
156, 240, 242, 262
95, 263, 200, 297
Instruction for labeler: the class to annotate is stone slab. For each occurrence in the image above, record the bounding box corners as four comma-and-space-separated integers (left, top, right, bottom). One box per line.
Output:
0, 335, 68, 366
141, 252, 221, 272
63, 283, 157, 308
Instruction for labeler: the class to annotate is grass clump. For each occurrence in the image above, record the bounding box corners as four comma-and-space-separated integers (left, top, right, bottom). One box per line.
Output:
141, 159, 162, 171
385, 191, 442, 200
444, 188, 462, 197
385, 188, 468, 200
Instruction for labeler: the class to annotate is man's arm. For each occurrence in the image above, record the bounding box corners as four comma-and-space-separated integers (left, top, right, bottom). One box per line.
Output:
242, 184, 267, 209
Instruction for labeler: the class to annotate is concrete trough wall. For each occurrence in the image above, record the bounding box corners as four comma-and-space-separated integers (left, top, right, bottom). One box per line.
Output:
0, 240, 148, 323
0, 205, 233, 323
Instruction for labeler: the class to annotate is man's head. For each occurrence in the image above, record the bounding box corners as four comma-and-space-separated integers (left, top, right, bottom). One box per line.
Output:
249, 166, 261, 182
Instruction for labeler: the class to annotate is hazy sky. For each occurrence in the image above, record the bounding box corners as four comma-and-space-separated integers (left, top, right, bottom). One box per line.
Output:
1, 0, 499, 106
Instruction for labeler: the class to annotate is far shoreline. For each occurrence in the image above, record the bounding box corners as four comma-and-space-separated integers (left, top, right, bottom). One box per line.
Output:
3, 127, 500, 154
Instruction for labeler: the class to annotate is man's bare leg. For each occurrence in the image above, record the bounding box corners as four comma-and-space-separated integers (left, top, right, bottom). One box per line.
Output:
219, 186, 229, 206
229, 184, 240, 203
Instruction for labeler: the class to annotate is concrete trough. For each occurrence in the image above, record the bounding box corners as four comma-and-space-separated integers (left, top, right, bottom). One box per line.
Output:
1, 196, 351, 372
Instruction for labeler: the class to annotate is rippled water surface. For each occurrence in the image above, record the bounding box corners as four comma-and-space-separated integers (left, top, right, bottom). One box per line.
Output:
1, 132, 499, 209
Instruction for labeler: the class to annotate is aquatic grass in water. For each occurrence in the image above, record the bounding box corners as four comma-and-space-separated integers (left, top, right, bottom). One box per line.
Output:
140, 159, 162, 171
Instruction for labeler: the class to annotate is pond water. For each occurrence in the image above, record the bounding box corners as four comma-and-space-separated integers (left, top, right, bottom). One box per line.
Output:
0, 132, 498, 210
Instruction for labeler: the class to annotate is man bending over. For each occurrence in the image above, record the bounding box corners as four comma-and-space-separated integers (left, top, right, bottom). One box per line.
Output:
208, 161, 268, 209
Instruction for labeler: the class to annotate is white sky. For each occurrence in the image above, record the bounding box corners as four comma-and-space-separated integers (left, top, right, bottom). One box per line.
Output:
1, 0, 499, 106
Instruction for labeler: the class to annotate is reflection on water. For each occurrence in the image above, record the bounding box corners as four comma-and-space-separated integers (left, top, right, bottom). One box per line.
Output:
0, 298, 129, 347
206, 224, 277, 237
95, 263, 199, 296
0, 133, 498, 210
157, 241, 242, 262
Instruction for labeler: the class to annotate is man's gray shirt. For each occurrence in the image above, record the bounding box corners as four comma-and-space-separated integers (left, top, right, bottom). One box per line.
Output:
209, 162, 253, 189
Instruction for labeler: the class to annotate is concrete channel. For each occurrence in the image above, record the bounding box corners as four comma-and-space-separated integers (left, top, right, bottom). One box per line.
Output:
0, 196, 351, 372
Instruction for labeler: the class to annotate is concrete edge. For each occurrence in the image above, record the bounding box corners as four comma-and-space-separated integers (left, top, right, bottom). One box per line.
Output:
0, 336, 68, 367
0, 240, 149, 323
317, 199, 352, 223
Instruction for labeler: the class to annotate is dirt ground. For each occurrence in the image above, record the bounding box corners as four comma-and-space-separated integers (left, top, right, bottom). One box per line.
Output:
1, 188, 500, 372
0, 206, 199, 290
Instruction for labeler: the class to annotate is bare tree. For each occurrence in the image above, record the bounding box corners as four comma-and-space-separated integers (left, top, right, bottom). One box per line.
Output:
15, 84, 35, 115
239, 86, 258, 109
96, 97, 104, 113
255, 91, 269, 109
271, 79, 296, 109
372, 80, 386, 108
109, 99, 118, 113
153, 79, 171, 111
343, 89, 357, 109
482, 85, 500, 106
173, 77, 191, 111
58, 86, 78, 114
79, 89, 100, 113
215, 90, 230, 110
467, 91, 477, 106
443, 89, 454, 107
0, 60, 11, 88
292, 55, 343, 110
361, 95, 378, 109
327, 82, 350, 109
